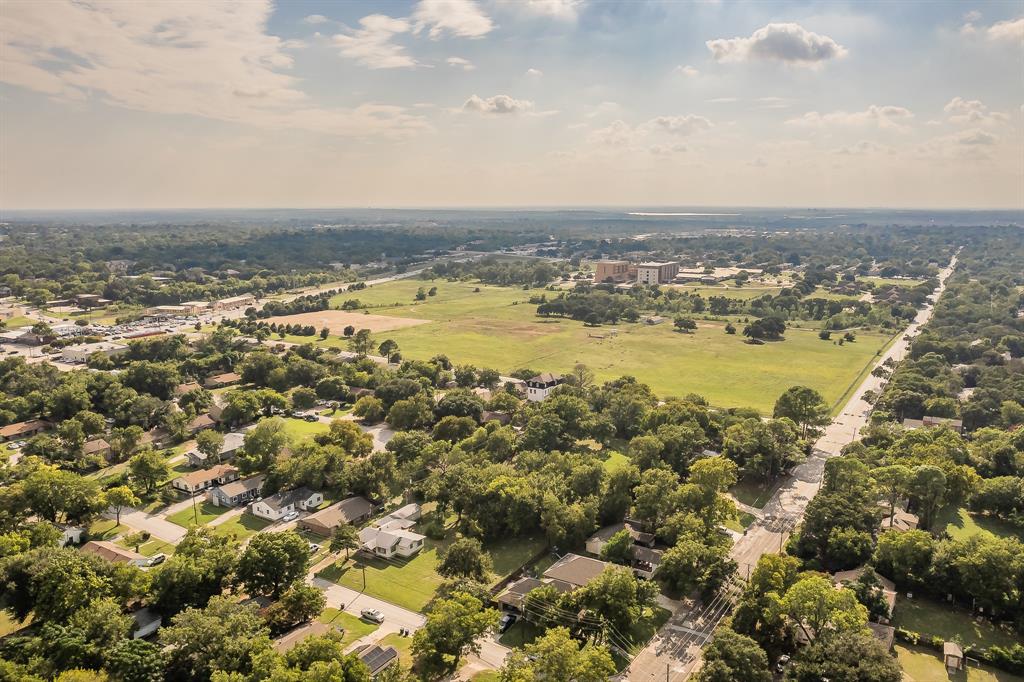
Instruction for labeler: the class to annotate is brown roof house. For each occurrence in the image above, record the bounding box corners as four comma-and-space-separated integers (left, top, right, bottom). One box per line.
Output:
82, 438, 112, 460
0, 419, 51, 442
81, 540, 147, 566
204, 372, 242, 389
944, 641, 965, 672
297, 496, 375, 537
879, 506, 919, 533
172, 464, 239, 494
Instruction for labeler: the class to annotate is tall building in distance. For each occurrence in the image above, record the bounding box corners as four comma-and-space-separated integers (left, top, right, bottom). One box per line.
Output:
635, 261, 679, 285
594, 260, 630, 283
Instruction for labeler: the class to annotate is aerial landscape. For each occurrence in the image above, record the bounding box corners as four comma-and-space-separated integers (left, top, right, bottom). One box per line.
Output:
0, 1, 1022, 682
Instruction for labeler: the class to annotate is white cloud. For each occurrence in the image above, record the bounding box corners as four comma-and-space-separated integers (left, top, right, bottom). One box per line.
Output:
516, 0, 584, 21
0, 1, 425, 137
674, 64, 700, 77
987, 17, 1024, 41
707, 97, 738, 103
917, 128, 999, 160
413, 0, 494, 39
650, 115, 713, 136
757, 96, 790, 109
447, 56, 475, 70
526, 67, 544, 77
463, 94, 534, 114
956, 128, 997, 145
588, 120, 635, 146
943, 96, 1009, 125
334, 14, 418, 69
584, 101, 620, 118
303, 14, 329, 25
707, 23, 847, 65
787, 105, 914, 129
650, 143, 687, 156
833, 140, 891, 155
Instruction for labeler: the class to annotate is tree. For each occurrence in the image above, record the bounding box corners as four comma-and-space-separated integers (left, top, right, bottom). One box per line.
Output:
432, 415, 478, 442
160, 596, 272, 681
499, 627, 614, 682
238, 417, 288, 473
657, 536, 735, 595
150, 528, 239, 616
348, 329, 374, 357
870, 464, 912, 527
378, 339, 400, 363
674, 316, 697, 333
105, 638, 165, 682
599, 529, 634, 566
722, 418, 804, 482
22, 467, 108, 524
387, 396, 433, 430
907, 465, 946, 529
352, 396, 385, 423
329, 524, 360, 561
696, 628, 771, 682
291, 386, 317, 410
236, 531, 310, 598
575, 565, 658, 635
263, 583, 326, 635
195, 429, 225, 465
780, 575, 867, 643
724, 322, 736, 334
569, 363, 595, 389
784, 628, 901, 682
106, 486, 140, 525
411, 592, 498, 678
773, 386, 830, 437
438, 537, 493, 582
108, 425, 144, 461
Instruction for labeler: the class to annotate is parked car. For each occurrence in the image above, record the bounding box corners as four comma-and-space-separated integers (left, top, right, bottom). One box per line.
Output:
303, 414, 319, 422
147, 554, 167, 567
776, 655, 791, 673
281, 511, 299, 522
361, 609, 385, 624
499, 613, 517, 633
308, 542, 322, 553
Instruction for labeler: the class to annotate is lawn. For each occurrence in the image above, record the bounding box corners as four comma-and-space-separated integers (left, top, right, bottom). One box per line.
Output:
724, 511, 757, 532
934, 506, 1024, 542
729, 478, 779, 509
318, 608, 379, 649
318, 527, 547, 613
88, 518, 127, 541
280, 417, 330, 444
315, 278, 894, 413
166, 501, 230, 528
470, 672, 500, 682
897, 643, 1024, 682
892, 598, 1022, 651
377, 632, 414, 666
2, 316, 34, 329
498, 619, 545, 648
213, 512, 272, 540
860, 276, 927, 288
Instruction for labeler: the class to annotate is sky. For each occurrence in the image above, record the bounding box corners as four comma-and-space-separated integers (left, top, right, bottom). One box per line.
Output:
0, 0, 1021, 210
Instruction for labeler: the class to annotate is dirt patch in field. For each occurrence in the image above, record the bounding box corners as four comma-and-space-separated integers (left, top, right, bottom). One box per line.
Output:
266, 310, 430, 334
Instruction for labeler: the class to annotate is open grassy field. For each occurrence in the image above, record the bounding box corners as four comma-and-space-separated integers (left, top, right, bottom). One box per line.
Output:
860, 276, 926, 288
2, 316, 34, 329
892, 598, 1022, 650
316, 279, 895, 413
897, 643, 1024, 682
934, 506, 1024, 542
279, 417, 330, 444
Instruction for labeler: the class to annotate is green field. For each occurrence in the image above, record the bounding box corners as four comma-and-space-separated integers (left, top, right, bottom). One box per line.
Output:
377, 632, 414, 666
934, 506, 1024, 542
318, 608, 379, 649
860, 276, 926, 288
892, 598, 1022, 651
166, 501, 230, 528
319, 279, 896, 412
279, 417, 330, 444
897, 644, 1023, 682
214, 512, 272, 539
2, 316, 34, 329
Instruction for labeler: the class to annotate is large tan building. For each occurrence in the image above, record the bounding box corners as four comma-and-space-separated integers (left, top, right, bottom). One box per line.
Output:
594, 260, 630, 283
635, 261, 679, 285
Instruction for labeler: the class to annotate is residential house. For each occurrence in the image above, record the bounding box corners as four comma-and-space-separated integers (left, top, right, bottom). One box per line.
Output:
525, 373, 564, 402
184, 431, 244, 467
879, 506, 919, 533
0, 419, 51, 442
250, 487, 323, 521
867, 622, 896, 651
542, 553, 611, 591
832, 567, 897, 622
901, 416, 964, 433
58, 524, 85, 546
204, 372, 242, 389
81, 540, 147, 566
585, 523, 664, 579
354, 644, 399, 677
207, 475, 265, 507
82, 438, 111, 460
357, 503, 425, 558
297, 496, 375, 537
174, 381, 202, 397
186, 412, 217, 436
480, 410, 511, 425
171, 464, 239, 495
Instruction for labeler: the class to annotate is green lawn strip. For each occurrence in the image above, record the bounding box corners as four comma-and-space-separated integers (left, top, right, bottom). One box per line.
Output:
279, 417, 330, 444
320, 278, 893, 413
896, 643, 1024, 682
88, 519, 127, 541
1, 316, 35, 329
212, 512, 272, 540
470, 672, 500, 682
377, 632, 414, 666
934, 506, 1024, 542
166, 501, 230, 528
625, 606, 672, 654
860, 276, 926, 288
892, 598, 1022, 651
724, 511, 757, 532
318, 608, 379, 649
600, 451, 630, 474
486, 534, 548, 586
117, 536, 176, 557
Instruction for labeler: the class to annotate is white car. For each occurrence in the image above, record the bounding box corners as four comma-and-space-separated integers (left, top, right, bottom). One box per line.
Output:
361, 609, 385, 624
281, 511, 299, 522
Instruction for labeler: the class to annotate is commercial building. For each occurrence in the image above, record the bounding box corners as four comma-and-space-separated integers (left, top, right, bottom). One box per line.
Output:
635, 261, 679, 285
180, 301, 211, 315
61, 341, 128, 364
594, 260, 630, 283
213, 294, 256, 311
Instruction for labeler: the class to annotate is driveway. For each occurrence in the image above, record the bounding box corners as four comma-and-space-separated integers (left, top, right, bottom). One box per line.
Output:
110, 506, 186, 544
310, 576, 425, 633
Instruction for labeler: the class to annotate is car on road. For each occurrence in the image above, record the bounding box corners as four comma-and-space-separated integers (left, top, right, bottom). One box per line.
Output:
303, 414, 319, 422
308, 542, 322, 553
499, 613, 517, 633
360, 609, 385, 623
281, 511, 299, 522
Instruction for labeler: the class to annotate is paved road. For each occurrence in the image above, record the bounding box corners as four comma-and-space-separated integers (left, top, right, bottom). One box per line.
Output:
109, 506, 187, 544
626, 253, 960, 682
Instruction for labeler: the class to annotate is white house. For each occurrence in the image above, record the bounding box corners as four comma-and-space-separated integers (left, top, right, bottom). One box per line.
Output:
184, 431, 245, 467
525, 373, 564, 402
250, 487, 323, 521
357, 503, 426, 559
58, 524, 85, 546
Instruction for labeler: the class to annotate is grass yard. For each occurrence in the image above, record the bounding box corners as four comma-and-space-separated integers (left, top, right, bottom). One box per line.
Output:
498, 619, 545, 648
470, 672, 500, 681
213, 512, 272, 540
2, 316, 34, 329
117, 536, 176, 557
729, 478, 779, 510
316, 279, 893, 413
897, 643, 1024, 682
892, 598, 1022, 651
860, 276, 927, 288
280, 417, 330, 444
166, 501, 230, 528
934, 506, 1024, 542
487, 534, 548, 585
724, 511, 757, 532
377, 632, 414, 666
88, 518, 127, 541
318, 608, 379, 649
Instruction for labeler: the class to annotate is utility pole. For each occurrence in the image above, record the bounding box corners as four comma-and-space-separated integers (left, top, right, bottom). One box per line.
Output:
666, 662, 670, 682
192, 489, 198, 525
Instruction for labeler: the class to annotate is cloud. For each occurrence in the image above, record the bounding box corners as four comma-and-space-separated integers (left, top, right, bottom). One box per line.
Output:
588, 114, 713, 148
787, 105, 914, 129
650, 115, 713, 135
588, 120, 635, 146
447, 56, 475, 70
526, 67, 544, 77
334, 14, 418, 69
649, 143, 687, 156
757, 96, 790, 109
956, 129, 997, 145
584, 101, 620, 118
516, 0, 584, 21
413, 0, 494, 39
963, 10, 982, 23
833, 140, 891, 155
674, 65, 699, 77
707, 97, 737, 103
463, 94, 534, 114
706, 23, 847, 65
303, 14, 329, 25
0, 1, 426, 137
943, 96, 1009, 125
987, 17, 1024, 41
917, 128, 999, 160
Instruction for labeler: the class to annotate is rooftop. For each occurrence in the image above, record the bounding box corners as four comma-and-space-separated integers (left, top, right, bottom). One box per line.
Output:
542, 553, 609, 589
